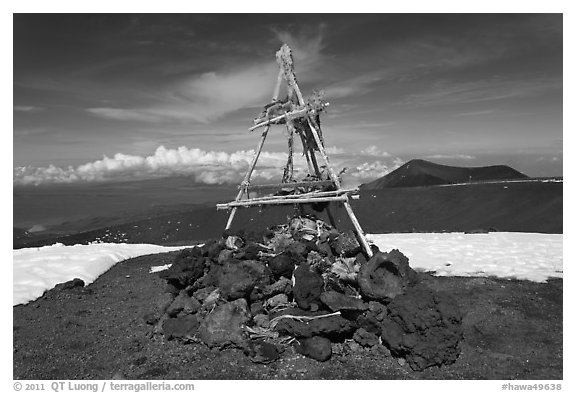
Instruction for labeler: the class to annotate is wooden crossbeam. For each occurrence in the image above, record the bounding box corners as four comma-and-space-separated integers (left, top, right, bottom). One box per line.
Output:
217, 195, 348, 210
248, 103, 329, 132
232, 188, 358, 204
243, 180, 335, 192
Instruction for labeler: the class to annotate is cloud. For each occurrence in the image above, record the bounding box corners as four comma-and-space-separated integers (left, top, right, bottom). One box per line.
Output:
272, 26, 325, 78
14, 146, 294, 186
425, 154, 476, 160
14, 144, 404, 187
14, 105, 44, 112
87, 62, 279, 124
340, 157, 405, 188
360, 145, 391, 157
324, 146, 345, 155
86, 28, 328, 125
400, 76, 561, 108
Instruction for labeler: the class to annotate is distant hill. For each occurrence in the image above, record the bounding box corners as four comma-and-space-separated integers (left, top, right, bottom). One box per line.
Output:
14, 179, 562, 249
360, 159, 528, 190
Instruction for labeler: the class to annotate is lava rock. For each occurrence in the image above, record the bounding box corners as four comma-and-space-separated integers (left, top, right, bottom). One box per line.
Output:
236, 242, 264, 260
198, 298, 251, 349
166, 292, 201, 317
164, 283, 180, 296
264, 293, 289, 310
293, 263, 324, 310
269, 254, 295, 279
316, 240, 334, 258
320, 291, 368, 312
250, 301, 265, 316
217, 260, 268, 300
192, 286, 216, 303
253, 314, 270, 328
330, 230, 361, 257
199, 239, 217, 257
162, 314, 200, 340
53, 278, 85, 291
262, 277, 293, 298
296, 336, 332, 362
353, 328, 380, 347
199, 288, 222, 313
355, 252, 368, 266
357, 302, 388, 335
358, 250, 417, 302
160, 250, 206, 289
275, 314, 356, 339
217, 249, 235, 265
207, 241, 225, 259
379, 285, 463, 371
245, 339, 281, 364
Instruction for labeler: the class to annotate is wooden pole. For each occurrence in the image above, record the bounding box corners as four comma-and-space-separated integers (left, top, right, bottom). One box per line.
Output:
225, 68, 284, 230
245, 179, 334, 192
217, 195, 348, 210
226, 188, 358, 204
342, 196, 373, 258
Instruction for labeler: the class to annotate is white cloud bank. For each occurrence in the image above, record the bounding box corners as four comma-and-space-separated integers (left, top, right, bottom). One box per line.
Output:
14, 145, 404, 187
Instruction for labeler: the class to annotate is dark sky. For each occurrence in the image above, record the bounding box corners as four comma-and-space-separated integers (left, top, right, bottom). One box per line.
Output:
13, 14, 563, 186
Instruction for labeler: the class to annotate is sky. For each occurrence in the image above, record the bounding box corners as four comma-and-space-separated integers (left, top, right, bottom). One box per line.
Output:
13, 13, 563, 187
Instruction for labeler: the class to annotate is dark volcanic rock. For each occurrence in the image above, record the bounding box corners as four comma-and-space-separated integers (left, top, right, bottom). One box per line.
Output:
192, 286, 216, 303
379, 285, 463, 371
262, 277, 293, 298
330, 230, 361, 257
353, 328, 380, 347
160, 249, 206, 289
358, 250, 417, 302
268, 254, 295, 279
296, 336, 332, 362
275, 314, 356, 339
293, 264, 324, 310
236, 242, 265, 260
198, 299, 251, 349
244, 340, 281, 364
357, 302, 388, 335
217, 249, 235, 265
217, 260, 268, 300
166, 292, 201, 317
162, 314, 200, 340
316, 240, 334, 258
53, 278, 85, 291
207, 241, 225, 259
320, 291, 368, 312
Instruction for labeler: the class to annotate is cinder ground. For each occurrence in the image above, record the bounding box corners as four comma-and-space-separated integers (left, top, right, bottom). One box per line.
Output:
13, 252, 563, 380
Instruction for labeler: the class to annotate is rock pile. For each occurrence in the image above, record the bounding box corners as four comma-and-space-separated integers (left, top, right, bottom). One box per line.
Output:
146, 215, 463, 370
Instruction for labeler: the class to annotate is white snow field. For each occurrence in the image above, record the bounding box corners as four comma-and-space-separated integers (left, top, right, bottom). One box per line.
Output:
367, 232, 562, 283
13, 232, 562, 306
13, 243, 191, 306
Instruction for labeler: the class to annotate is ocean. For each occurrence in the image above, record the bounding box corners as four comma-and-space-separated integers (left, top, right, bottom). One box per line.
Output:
13, 176, 237, 233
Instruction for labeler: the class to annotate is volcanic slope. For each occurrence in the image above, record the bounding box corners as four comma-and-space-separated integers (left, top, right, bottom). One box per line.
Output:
361, 159, 528, 190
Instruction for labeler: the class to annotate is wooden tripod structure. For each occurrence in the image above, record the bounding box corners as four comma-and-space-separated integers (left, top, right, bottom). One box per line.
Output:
217, 44, 373, 258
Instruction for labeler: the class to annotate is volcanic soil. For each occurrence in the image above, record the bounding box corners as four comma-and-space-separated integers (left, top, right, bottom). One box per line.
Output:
13, 250, 562, 380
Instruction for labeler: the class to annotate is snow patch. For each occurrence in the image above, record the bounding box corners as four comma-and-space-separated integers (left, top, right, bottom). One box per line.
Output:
13, 243, 192, 306
149, 264, 173, 273
367, 232, 562, 283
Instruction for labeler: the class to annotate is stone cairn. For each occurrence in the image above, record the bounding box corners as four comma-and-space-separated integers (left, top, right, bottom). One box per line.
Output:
145, 215, 463, 371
